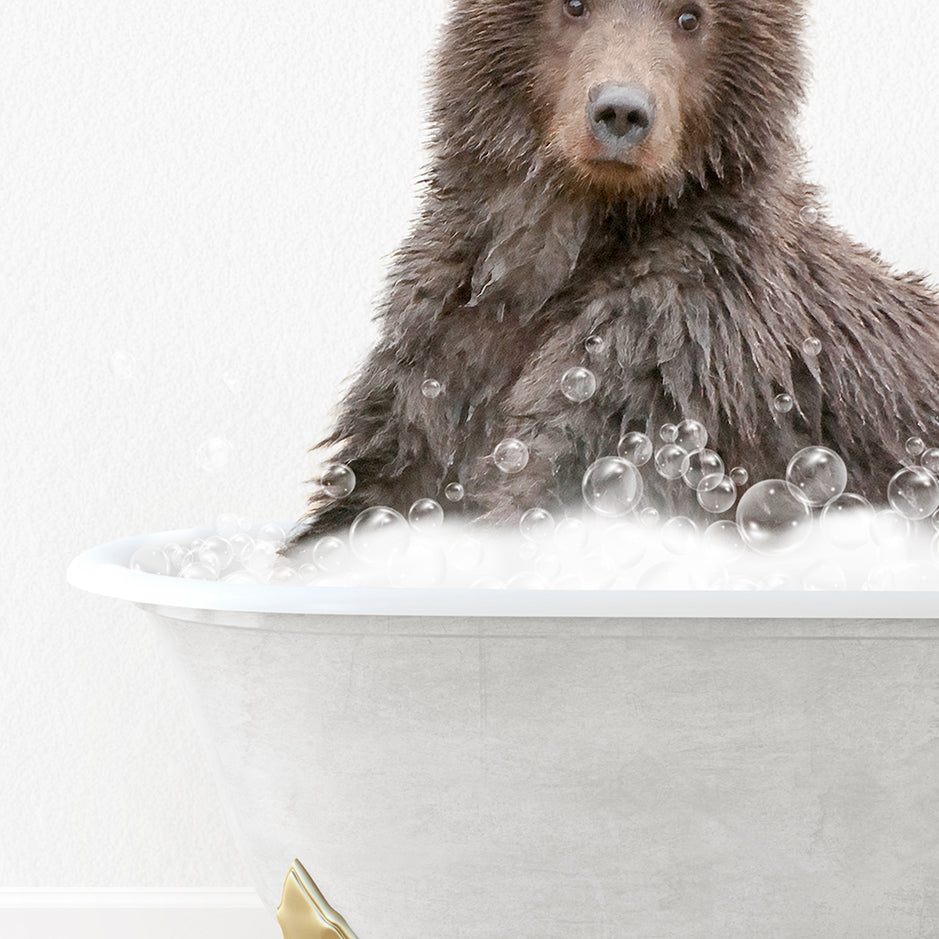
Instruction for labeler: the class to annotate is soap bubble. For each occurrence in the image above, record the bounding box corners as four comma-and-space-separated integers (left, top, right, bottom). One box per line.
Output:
408, 498, 444, 531
214, 513, 245, 539
730, 466, 749, 487
445, 482, 465, 502
109, 348, 137, 379
585, 335, 605, 355
312, 535, 349, 573
654, 444, 689, 480
257, 523, 287, 543
520, 507, 556, 542
905, 436, 926, 459
130, 546, 171, 575
179, 562, 218, 581
349, 506, 409, 565
582, 457, 644, 517
229, 532, 255, 562
560, 367, 597, 403
803, 564, 847, 591
704, 520, 745, 558
617, 432, 653, 467
242, 541, 279, 575
820, 493, 873, 549
683, 449, 724, 490
390, 540, 447, 587
659, 423, 678, 443
421, 378, 443, 399
870, 509, 911, 548
674, 419, 708, 453
555, 517, 589, 551
196, 535, 234, 573
447, 534, 484, 572
267, 564, 298, 586
602, 524, 646, 569
697, 475, 737, 514
888, 562, 939, 591
887, 466, 939, 520
198, 437, 232, 474
922, 448, 939, 474
802, 337, 822, 357
222, 570, 262, 585
773, 394, 793, 414
639, 506, 660, 527
662, 516, 698, 555
221, 369, 241, 395
800, 205, 819, 224
493, 438, 530, 474
317, 463, 356, 499
507, 571, 549, 589
786, 446, 847, 508
736, 479, 813, 555
163, 542, 188, 572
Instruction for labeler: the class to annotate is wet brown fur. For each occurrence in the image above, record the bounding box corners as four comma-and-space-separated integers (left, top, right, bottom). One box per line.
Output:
292, 0, 939, 541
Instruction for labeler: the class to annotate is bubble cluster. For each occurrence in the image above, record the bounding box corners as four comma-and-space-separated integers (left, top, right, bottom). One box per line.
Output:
493, 438, 530, 474
582, 457, 644, 517
144, 414, 939, 593
561, 367, 598, 403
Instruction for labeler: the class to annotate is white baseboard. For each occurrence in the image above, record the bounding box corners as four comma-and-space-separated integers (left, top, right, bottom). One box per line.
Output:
0, 891, 282, 939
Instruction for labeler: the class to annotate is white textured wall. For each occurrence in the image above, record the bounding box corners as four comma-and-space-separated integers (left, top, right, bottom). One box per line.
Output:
1, 0, 936, 892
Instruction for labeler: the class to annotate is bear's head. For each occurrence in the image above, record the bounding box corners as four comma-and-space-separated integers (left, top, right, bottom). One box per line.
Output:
432, 0, 807, 201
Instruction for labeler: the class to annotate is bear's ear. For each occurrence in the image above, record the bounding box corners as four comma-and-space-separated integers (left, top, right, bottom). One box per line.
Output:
469, 186, 592, 315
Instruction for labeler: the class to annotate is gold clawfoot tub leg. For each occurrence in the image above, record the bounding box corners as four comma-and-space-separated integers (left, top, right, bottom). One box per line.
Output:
277, 859, 361, 939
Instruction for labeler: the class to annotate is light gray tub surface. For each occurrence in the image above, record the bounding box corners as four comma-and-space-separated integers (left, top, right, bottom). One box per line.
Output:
68, 528, 939, 938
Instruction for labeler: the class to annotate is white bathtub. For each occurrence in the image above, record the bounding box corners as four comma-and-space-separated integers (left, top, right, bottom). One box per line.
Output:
69, 527, 939, 938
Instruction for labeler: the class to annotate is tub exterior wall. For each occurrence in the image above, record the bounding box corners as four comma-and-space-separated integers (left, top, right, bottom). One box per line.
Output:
157, 611, 939, 937
4, 0, 939, 910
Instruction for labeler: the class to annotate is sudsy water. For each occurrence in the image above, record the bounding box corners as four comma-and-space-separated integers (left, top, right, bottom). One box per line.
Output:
131, 415, 939, 591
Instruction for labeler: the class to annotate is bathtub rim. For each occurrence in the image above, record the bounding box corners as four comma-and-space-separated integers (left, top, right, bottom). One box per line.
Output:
67, 526, 939, 621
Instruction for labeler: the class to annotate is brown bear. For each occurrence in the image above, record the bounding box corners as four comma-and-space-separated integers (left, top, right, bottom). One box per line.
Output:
291, 0, 939, 542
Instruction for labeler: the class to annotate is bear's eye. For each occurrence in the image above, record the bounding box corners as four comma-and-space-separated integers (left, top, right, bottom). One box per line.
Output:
563, 0, 588, 19
677, 6, 702, 31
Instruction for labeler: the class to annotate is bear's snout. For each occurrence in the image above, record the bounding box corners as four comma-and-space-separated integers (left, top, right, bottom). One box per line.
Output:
587, 82, 656, 156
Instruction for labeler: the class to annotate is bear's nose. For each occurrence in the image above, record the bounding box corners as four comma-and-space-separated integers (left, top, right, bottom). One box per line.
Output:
587, 83, 656, 151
